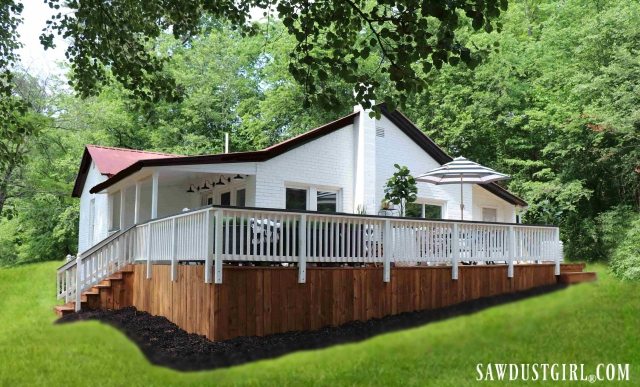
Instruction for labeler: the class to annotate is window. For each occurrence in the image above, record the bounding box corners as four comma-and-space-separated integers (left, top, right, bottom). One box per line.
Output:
482, 207, 497, 222
405, 202, 422, 218
236, 189, 246, 207
286, 188, 307, 210
220, 192, 231, 206
424, 204, 442, 219
89, 198, 95, 245
207, 197, 213, 205
110, 193, 121, 231
405, 202, 443, 219
317, 191, 337, 213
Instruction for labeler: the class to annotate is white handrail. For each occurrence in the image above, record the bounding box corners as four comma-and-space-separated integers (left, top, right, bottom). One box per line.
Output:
57, 206, 563, 300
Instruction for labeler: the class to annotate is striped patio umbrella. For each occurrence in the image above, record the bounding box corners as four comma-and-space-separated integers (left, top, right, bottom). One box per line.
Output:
416, 157, 510, 220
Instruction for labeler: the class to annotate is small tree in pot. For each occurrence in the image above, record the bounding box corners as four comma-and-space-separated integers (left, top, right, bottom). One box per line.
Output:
384, 164, 418, 216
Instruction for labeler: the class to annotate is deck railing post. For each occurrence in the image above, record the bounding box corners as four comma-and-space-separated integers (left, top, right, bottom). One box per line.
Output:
554, 227, 561, 276
214, 208, 224, 284
146, 225, 152, 279
74, 254, 82, 312
298, 214, 307, 283
171, 218, 178, 282
205, 209, 214, 283
451, 223, 459, 280
508, 225, 515, 278
383, 219, 391, 283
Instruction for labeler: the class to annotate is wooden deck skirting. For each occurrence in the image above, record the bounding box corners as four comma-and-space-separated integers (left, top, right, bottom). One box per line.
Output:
94, 263, 566, 341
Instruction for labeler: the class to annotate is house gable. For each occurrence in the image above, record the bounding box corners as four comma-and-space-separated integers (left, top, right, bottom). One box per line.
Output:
379, 105, 527, 207
72, 145, 181, 197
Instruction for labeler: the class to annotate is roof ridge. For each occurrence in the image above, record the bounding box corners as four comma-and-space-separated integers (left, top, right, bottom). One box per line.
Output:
86, 144, 184, 157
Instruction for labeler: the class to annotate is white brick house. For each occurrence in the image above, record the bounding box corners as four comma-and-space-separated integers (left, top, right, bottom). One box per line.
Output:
72, 104, 526, 253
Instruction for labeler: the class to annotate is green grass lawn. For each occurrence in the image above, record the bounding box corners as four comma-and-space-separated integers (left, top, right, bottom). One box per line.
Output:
0, 261, 638, 386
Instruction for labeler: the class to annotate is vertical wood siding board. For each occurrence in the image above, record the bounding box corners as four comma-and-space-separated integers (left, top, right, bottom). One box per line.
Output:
245, 269, 257, 337
263, 270, 272, 335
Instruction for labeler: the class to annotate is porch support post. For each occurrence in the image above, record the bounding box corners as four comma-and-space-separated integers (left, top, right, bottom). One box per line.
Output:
451, 223, 459, 280
383, 219, 391, 283
151, 171, 159, 219
298, 214, 307, 283
204, 209, 214, 283
119, 188, 126, 230
554, 227, 561, 276
214, 208, 224, 284
64, 270, 70, 303
171, 218, 178, 281
508, 225, 515, 278
134, 181, 141, 224
74, 254, 82, 312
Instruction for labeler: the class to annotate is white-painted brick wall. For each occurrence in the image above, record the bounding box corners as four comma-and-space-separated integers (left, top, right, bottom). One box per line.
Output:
374, 116, 477, 219
471, 184, 516, 222
78, 161, 109, 253
77, 109, 519, 252
254, 124, 355, 212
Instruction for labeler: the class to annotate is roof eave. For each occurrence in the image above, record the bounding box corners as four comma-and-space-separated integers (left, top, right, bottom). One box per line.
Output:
87, 112, 358, 195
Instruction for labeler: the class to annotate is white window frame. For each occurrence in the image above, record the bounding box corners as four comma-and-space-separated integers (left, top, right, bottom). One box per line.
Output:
284, 182, 342, 212
482, 206, 498, 222
412, 198, 447, 219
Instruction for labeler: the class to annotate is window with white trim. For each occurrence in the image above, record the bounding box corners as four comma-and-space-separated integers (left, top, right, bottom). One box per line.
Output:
482, 207, 497, 222
317, 191, 337, 213
286, 188, 307, 210
406, 202, 443, 219
236, 189, 246, 207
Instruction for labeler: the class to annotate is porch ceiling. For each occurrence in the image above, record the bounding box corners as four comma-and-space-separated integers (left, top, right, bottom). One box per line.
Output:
97, 166, 253, 194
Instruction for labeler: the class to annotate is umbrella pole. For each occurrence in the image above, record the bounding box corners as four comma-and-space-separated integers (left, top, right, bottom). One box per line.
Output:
460, 174, 464, 221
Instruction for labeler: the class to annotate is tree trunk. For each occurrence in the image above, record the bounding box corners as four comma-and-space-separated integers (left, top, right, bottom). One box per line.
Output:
0, 158, 18, 217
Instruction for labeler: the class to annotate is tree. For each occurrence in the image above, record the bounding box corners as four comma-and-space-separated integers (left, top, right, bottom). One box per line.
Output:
402, 0, 640, 262
384, 164, 417, 216
0, 71, 48, 216
39, 0, 507, 112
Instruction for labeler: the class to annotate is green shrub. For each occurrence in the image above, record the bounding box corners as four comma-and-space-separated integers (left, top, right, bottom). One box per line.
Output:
609, 217, 640, 281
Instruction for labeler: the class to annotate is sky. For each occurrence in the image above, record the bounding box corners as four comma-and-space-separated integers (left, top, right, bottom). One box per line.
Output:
16, 2, 267, 79
17, 0, 68, 78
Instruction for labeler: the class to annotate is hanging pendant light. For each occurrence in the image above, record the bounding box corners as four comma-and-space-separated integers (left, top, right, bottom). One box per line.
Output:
233, 174, 243, 180
186, 184, 195, 193
202, 180, 210, 190
217, 176, 226, 185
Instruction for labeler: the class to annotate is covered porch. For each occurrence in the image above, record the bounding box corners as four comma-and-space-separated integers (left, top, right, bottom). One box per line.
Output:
100, 165, 256, 234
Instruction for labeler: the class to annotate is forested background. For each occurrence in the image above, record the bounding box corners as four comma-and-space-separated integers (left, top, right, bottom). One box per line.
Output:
1, 0, 638, 276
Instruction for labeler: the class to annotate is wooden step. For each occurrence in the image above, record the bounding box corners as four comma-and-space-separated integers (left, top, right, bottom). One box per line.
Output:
55, 265, 136, 317
54, 303, 76, 317
118, 265, 135, 273
560, 263, 586, 273
558, 271, 597, 285
95, 280, 112, 288
106, 273, 124, 281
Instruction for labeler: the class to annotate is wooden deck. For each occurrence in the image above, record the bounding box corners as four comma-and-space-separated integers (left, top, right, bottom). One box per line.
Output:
72, 263, 579, 341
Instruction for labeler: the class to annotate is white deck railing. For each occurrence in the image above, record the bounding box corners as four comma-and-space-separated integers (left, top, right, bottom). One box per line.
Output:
57, 206, 563, 310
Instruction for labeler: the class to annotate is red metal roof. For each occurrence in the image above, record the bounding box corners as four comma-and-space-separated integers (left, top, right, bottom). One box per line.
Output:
86, 145, 181, 177
71, 145, 183, 197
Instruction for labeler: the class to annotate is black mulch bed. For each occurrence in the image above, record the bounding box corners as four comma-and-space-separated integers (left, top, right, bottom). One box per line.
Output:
57, 284, 567, 372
